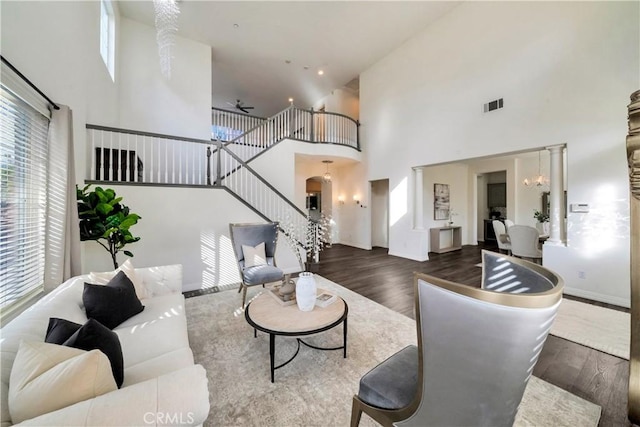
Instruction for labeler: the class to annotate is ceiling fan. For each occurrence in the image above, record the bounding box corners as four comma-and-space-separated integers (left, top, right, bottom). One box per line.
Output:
227, 99, 254, 114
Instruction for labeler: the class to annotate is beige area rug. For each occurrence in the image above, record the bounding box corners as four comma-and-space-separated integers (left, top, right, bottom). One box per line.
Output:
185, 275, 601, 427
551, 298, 630, 360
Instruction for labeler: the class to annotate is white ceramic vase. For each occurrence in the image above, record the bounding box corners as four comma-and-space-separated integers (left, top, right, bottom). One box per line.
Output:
296, 272, 317, 312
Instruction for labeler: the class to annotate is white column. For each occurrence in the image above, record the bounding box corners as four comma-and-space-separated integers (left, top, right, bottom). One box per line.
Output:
546, 145, 565, 245
414, 167, 424, 229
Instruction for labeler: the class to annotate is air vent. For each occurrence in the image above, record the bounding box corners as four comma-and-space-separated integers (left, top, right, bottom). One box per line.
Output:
483, 98, 504, 113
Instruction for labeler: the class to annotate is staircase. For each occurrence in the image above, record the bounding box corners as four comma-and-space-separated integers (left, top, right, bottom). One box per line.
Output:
86, 106, 358, 257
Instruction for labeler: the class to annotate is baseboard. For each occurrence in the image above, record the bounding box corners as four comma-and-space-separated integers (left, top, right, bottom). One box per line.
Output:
388, 250, 428, 262
563, 286, 630, 309
337, 242, 371, 251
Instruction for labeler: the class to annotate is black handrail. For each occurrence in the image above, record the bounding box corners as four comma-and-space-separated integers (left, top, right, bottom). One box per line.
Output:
1, 55, 60, 110
219, 143, 308, 218
212, 106, 266, 121
86, 124, 213, 145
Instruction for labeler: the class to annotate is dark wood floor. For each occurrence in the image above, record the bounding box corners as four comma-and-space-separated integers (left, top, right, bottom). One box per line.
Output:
315, 243, 632, 427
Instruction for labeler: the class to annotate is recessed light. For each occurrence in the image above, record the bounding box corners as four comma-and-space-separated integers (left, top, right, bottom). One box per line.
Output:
233, 23, 239, 29
288, 97, 294, 103
304, 66, 309, 70
318, 70, 324, 75
285, 60, 291, 64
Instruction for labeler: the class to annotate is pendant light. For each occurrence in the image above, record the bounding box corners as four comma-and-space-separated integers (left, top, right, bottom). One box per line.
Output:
523, 151, 549, 189
322, 160, 333, 182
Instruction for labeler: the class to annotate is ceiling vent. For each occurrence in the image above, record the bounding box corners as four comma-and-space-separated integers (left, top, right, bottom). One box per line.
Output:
483, 98, 504, 113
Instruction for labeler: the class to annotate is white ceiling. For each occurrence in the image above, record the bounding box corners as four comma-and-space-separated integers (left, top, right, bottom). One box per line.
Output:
117, 1, 461, 117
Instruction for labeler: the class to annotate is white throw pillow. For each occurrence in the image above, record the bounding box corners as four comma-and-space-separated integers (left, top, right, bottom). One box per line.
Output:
242, 242, 267, 267
88, 258, 147, 299
8, 341, 117, 424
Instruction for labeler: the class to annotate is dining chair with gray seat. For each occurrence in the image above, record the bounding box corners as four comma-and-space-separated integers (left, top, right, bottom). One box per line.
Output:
508, 224, 543, 264
350, 250, 563, 427
492, 220, 511, 255
229, 222, 285, 308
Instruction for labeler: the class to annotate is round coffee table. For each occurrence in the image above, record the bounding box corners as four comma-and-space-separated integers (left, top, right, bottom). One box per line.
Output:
244, 289, 348, 382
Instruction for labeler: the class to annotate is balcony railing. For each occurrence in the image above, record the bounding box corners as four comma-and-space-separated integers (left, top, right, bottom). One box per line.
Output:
213, 105, 359, 164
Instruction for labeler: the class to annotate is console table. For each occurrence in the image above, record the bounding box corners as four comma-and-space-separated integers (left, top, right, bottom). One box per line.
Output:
430, 226, 462, 254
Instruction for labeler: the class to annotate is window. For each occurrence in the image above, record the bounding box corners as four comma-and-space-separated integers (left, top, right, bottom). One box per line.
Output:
100, 0, 115, 81
0, 86, 50, 311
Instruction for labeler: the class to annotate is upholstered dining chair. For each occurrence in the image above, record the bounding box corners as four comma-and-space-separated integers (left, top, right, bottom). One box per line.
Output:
229, 222, 284, 308
492, 220, 511, 255
508, 224, 543, 264
504, 219, 515, 230
350, 250, 563, 427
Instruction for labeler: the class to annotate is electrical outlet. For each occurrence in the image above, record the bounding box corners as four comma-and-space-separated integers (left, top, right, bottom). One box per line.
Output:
578, 271, 586, 279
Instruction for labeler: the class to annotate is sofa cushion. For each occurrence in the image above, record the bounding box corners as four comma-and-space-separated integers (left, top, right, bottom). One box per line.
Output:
8, 341, 117, 424
88, 258, 147, 299
115, 296, 190, 368
84, 271, 144, 329
45, 318, 124, 388
122, 347, 194, 387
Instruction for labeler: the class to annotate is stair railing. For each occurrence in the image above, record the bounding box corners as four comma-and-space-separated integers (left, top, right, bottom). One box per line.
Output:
220, 105, 360, 165
86, 124, 310, 254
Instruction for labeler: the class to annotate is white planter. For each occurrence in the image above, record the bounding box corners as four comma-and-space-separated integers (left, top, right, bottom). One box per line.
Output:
536, 222, 550, 235
296, 272, 317, 312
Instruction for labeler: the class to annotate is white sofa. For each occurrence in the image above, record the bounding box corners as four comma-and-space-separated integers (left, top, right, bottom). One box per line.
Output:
0, 264, 210, 426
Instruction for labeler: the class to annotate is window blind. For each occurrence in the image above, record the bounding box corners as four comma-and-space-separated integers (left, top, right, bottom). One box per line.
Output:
0, 86, 49, 310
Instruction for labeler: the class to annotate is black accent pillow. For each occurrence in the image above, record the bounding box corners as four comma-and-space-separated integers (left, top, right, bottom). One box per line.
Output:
83, 270, 144, 330
44, 317, 81, 344
44, 318, 124, 388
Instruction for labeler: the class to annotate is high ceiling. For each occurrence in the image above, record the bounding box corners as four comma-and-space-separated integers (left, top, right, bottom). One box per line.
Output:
118, 1, 461, 117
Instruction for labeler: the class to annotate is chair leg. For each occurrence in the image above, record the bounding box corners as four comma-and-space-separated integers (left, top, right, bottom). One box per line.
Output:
241, 285, 248, 308
350, 397, 363, 427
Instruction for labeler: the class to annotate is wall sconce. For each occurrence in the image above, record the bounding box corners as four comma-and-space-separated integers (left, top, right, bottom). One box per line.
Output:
338, 195, 345, 205
353, 195, 360, 205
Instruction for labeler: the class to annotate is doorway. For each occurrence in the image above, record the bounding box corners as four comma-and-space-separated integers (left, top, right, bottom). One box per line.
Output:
371, 179, 389, 248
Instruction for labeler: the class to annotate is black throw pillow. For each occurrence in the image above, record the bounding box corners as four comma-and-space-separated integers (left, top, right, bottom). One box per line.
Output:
63, 318, 124, 388
44, 317, 82, 344
44, 317, 125, 388
83, 270, 144, 329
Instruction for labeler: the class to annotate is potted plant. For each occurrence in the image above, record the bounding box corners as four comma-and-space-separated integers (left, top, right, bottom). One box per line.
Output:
533, 210, 550, 235
76, 185, 142, 269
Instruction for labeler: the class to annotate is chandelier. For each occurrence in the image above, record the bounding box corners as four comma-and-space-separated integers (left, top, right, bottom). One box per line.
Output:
322, 160, 333, 182
153, 0, 180, 79
523, 151, 549, 189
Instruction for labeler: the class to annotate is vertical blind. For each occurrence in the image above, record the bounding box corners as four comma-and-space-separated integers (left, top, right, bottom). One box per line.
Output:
0, 86, 50, 310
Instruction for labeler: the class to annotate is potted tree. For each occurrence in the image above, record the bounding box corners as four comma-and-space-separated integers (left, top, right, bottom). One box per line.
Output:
76, 185, 142, 268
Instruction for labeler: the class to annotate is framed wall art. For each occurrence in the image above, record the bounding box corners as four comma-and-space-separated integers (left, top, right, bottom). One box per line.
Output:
434, 183, 450, 220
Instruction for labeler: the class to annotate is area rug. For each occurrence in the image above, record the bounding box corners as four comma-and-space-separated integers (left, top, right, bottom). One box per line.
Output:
185, 275, 601, 427
551, 298, 630, 360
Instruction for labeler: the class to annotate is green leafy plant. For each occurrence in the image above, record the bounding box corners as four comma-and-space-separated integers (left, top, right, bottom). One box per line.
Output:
76, 185, 141, 269
533, 210, 549, 223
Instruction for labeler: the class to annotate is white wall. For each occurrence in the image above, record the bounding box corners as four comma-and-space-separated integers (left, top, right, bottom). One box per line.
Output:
81, 185, 302, 291
118, 18, 212, 140
1, 0, 120, 182
360, 1, 639, 305
2, 2, 216, 275
314, 88, 360, 121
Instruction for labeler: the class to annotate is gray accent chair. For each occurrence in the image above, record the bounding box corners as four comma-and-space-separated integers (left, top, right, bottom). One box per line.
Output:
229, 222, 284, 308
508, 224, 543, 264
492, 220, 511, 255
350, 250, 563, 427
